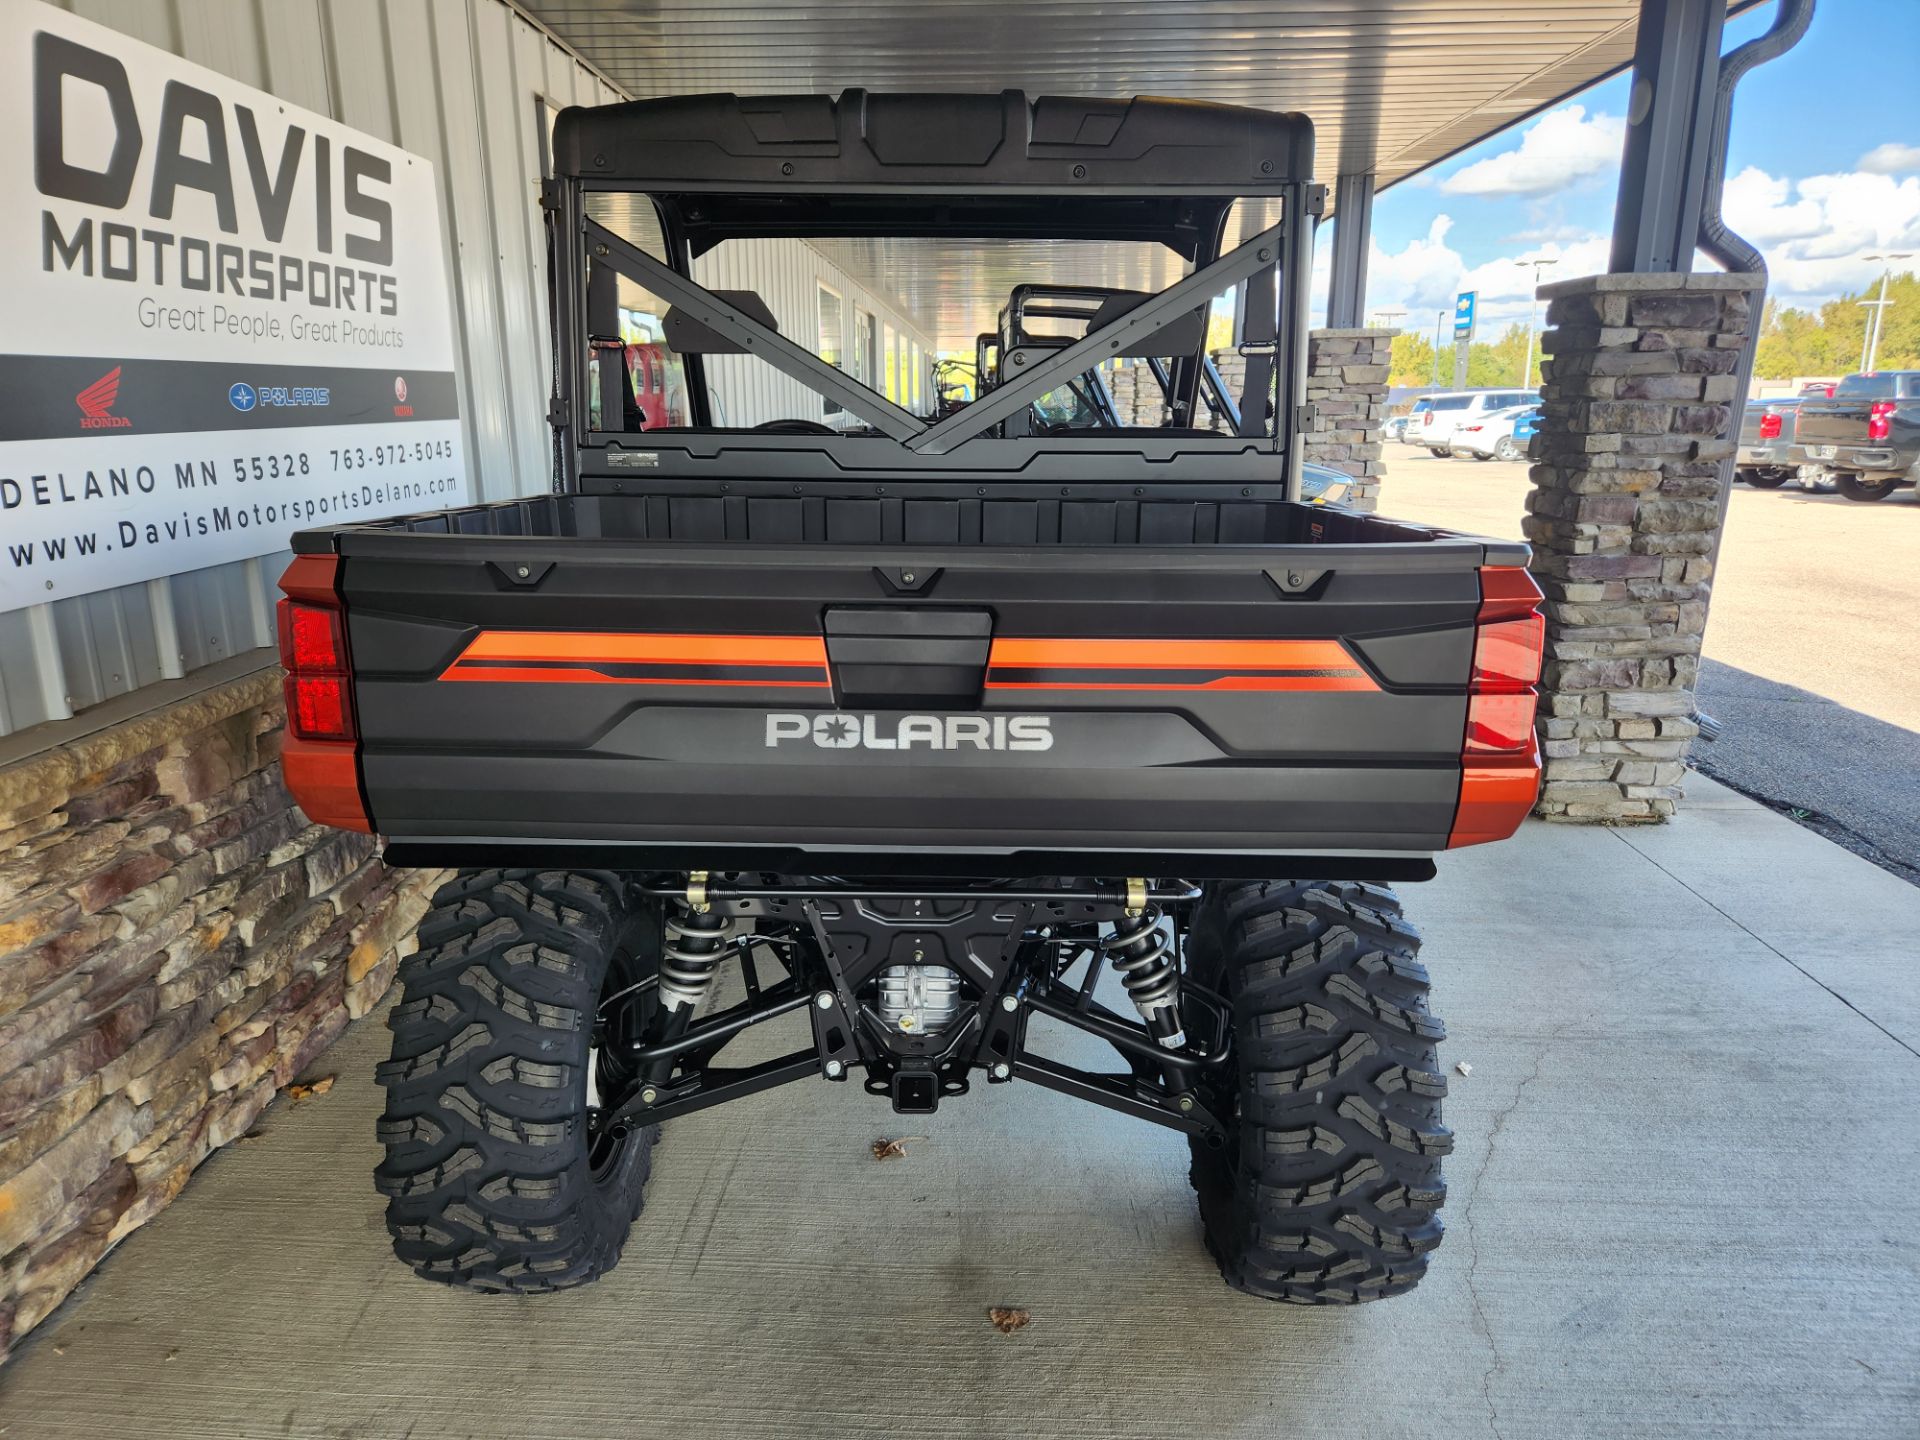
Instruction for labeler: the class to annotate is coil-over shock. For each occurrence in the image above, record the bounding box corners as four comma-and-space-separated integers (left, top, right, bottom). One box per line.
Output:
644, 872, 731, 1086
659, 871, 729, 1011
1103, 879, 1185, 1048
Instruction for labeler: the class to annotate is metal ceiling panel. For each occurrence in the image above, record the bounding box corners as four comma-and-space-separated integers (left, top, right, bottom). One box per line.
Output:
512, 0, 1752, 185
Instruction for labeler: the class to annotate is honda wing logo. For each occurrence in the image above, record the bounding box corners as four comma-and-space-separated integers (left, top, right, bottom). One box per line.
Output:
766, 713, 1053, 751
76, 367, 132, 430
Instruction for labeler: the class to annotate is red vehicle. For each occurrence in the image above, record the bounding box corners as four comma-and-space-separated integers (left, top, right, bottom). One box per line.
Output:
624, 342, 681, 428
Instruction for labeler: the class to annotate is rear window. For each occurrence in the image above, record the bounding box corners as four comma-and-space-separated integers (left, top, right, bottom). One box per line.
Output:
1834, 374, 1903, 399
1409, 398, 1432, 415
1431, 396, 1472, 412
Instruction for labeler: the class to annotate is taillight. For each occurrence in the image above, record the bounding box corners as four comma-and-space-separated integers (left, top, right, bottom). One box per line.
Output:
1868, 401, 1895, 442
275, 554, 370, 832
1448, 565, 1545, 848
277, 603, 353, 740
1758, 409, 1782, 441
1423, 411, 1433, 426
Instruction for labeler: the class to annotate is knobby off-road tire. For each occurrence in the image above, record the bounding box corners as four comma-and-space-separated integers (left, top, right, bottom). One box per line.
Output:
375, 869, 660, 1292
1183, 880, 1450, 1303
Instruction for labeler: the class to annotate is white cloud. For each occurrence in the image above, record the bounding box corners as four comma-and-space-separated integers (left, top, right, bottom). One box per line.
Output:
1352, 161, 1920, 332
1439, 105, 1625, 199
1368, 215, 1468, 315
1722, 165, 1920, 309
1722, 166, 1824, 244
1859, 142, 1920, 175
1507, 222, 1591, 244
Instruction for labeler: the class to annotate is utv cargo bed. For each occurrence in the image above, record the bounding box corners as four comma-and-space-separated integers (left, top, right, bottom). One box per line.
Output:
290, 491, 1535, 877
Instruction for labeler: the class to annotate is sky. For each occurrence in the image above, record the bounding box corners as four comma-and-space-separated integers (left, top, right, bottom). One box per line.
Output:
1331, 0, 1920, 337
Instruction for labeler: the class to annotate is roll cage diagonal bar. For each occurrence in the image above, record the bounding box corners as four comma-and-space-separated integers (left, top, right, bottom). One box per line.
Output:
582, 217, 927, 440
569, 203, 1302, 463
906, 216, 1292, 456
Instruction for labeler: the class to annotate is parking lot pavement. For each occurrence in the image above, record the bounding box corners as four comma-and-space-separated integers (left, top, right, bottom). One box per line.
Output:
2, 778, 1915, 1439
1378, 446, 1920, 879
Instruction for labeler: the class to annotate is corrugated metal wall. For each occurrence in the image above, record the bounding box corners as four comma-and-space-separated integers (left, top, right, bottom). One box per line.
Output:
0, 0, 623, 740
693, 243, 937, 429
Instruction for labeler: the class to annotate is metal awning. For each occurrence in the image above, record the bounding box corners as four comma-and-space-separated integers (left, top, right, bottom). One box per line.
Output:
518, 0, 1753, 185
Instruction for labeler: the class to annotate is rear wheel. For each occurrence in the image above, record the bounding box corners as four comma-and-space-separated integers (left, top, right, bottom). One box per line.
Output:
1429, 447, 1450, 458
1834, 473, 1900, 502
1739, 467, 1789, 489
376, 869, 660, 1292
1184, 880, 1449, 1303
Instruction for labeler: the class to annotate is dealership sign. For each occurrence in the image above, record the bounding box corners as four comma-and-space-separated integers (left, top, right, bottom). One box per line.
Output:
0, 0, 470, 611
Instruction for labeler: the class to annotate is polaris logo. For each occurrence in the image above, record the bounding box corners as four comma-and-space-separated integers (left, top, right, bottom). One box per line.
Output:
766, 714, 1053, 751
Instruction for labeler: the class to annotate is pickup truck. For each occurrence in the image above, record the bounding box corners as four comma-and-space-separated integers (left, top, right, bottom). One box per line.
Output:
1737, 396, 1810, 488
278, 90, 1543, 1308
1795, 371, 1920, 501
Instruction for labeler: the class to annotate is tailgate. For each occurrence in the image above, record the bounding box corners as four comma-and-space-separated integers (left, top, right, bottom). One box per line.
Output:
1793, 401, 1870, 446
323, 526, 1530, 874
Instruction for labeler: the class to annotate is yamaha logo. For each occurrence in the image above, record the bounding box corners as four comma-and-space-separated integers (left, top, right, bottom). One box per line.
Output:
766, 713, 1053, 752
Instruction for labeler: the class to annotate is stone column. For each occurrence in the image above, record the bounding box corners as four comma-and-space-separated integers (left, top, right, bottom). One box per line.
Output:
1526, 272, 1758, 823
1300, 327, 1393, 511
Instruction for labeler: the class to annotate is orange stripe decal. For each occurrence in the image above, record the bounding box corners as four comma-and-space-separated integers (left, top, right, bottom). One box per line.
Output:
457, 631, 827, 666
985, 637, 1377, 692
439, 631, 831, 687
987, 638, 1354, 669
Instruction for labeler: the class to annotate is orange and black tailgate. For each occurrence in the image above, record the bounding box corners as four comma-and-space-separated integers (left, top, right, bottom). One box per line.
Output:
332, 517, 1522, 874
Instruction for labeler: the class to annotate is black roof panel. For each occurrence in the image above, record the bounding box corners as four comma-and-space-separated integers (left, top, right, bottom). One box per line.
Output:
553, 90, 1313, 194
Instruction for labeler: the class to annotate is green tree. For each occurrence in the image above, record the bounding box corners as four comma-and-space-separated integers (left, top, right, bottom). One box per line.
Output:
1465, 323, 1533, 387
1389, 330, 1439, 386
1753, 271, 1919, 379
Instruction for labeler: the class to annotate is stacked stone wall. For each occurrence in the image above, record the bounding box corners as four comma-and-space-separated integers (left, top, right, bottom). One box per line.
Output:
1525, 272, 1759, 821
0, 671, 444, 1359
1299, 328, 1393, 510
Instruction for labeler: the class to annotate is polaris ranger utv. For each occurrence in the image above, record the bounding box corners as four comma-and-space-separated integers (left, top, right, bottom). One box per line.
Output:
277, 91, 1544, 1304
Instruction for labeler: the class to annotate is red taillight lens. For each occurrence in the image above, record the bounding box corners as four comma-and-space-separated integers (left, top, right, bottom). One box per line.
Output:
1470, 614, 1545, 695
1449, 565, 1545, 846
283, 603, 345, 672
1464, 692, 1537, 753
275, 554, 370, 832
1758, 410, 1782, 440
289, 674, 352, 739
1868, 401, 1895, 442
276, 599, 355, 742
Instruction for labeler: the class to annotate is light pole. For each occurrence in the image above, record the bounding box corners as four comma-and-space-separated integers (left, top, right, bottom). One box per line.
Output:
1861, 252, 1912, 372
1516, 257, 1558, 388
1431, 310, 1446, 390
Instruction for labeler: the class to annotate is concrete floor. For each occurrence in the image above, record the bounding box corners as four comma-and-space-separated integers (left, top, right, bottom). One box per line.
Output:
2, 775, 1915, 1438
1384, 445, 1920, 878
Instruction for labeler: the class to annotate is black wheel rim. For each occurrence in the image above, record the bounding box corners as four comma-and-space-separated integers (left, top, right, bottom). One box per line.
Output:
588, 937, 659, 1180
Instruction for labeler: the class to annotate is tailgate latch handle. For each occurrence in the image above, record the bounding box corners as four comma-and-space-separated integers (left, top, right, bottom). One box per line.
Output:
824, 608, 992, 709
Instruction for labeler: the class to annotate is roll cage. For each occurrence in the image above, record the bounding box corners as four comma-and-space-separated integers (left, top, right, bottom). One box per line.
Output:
544, 90, 1322, 495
